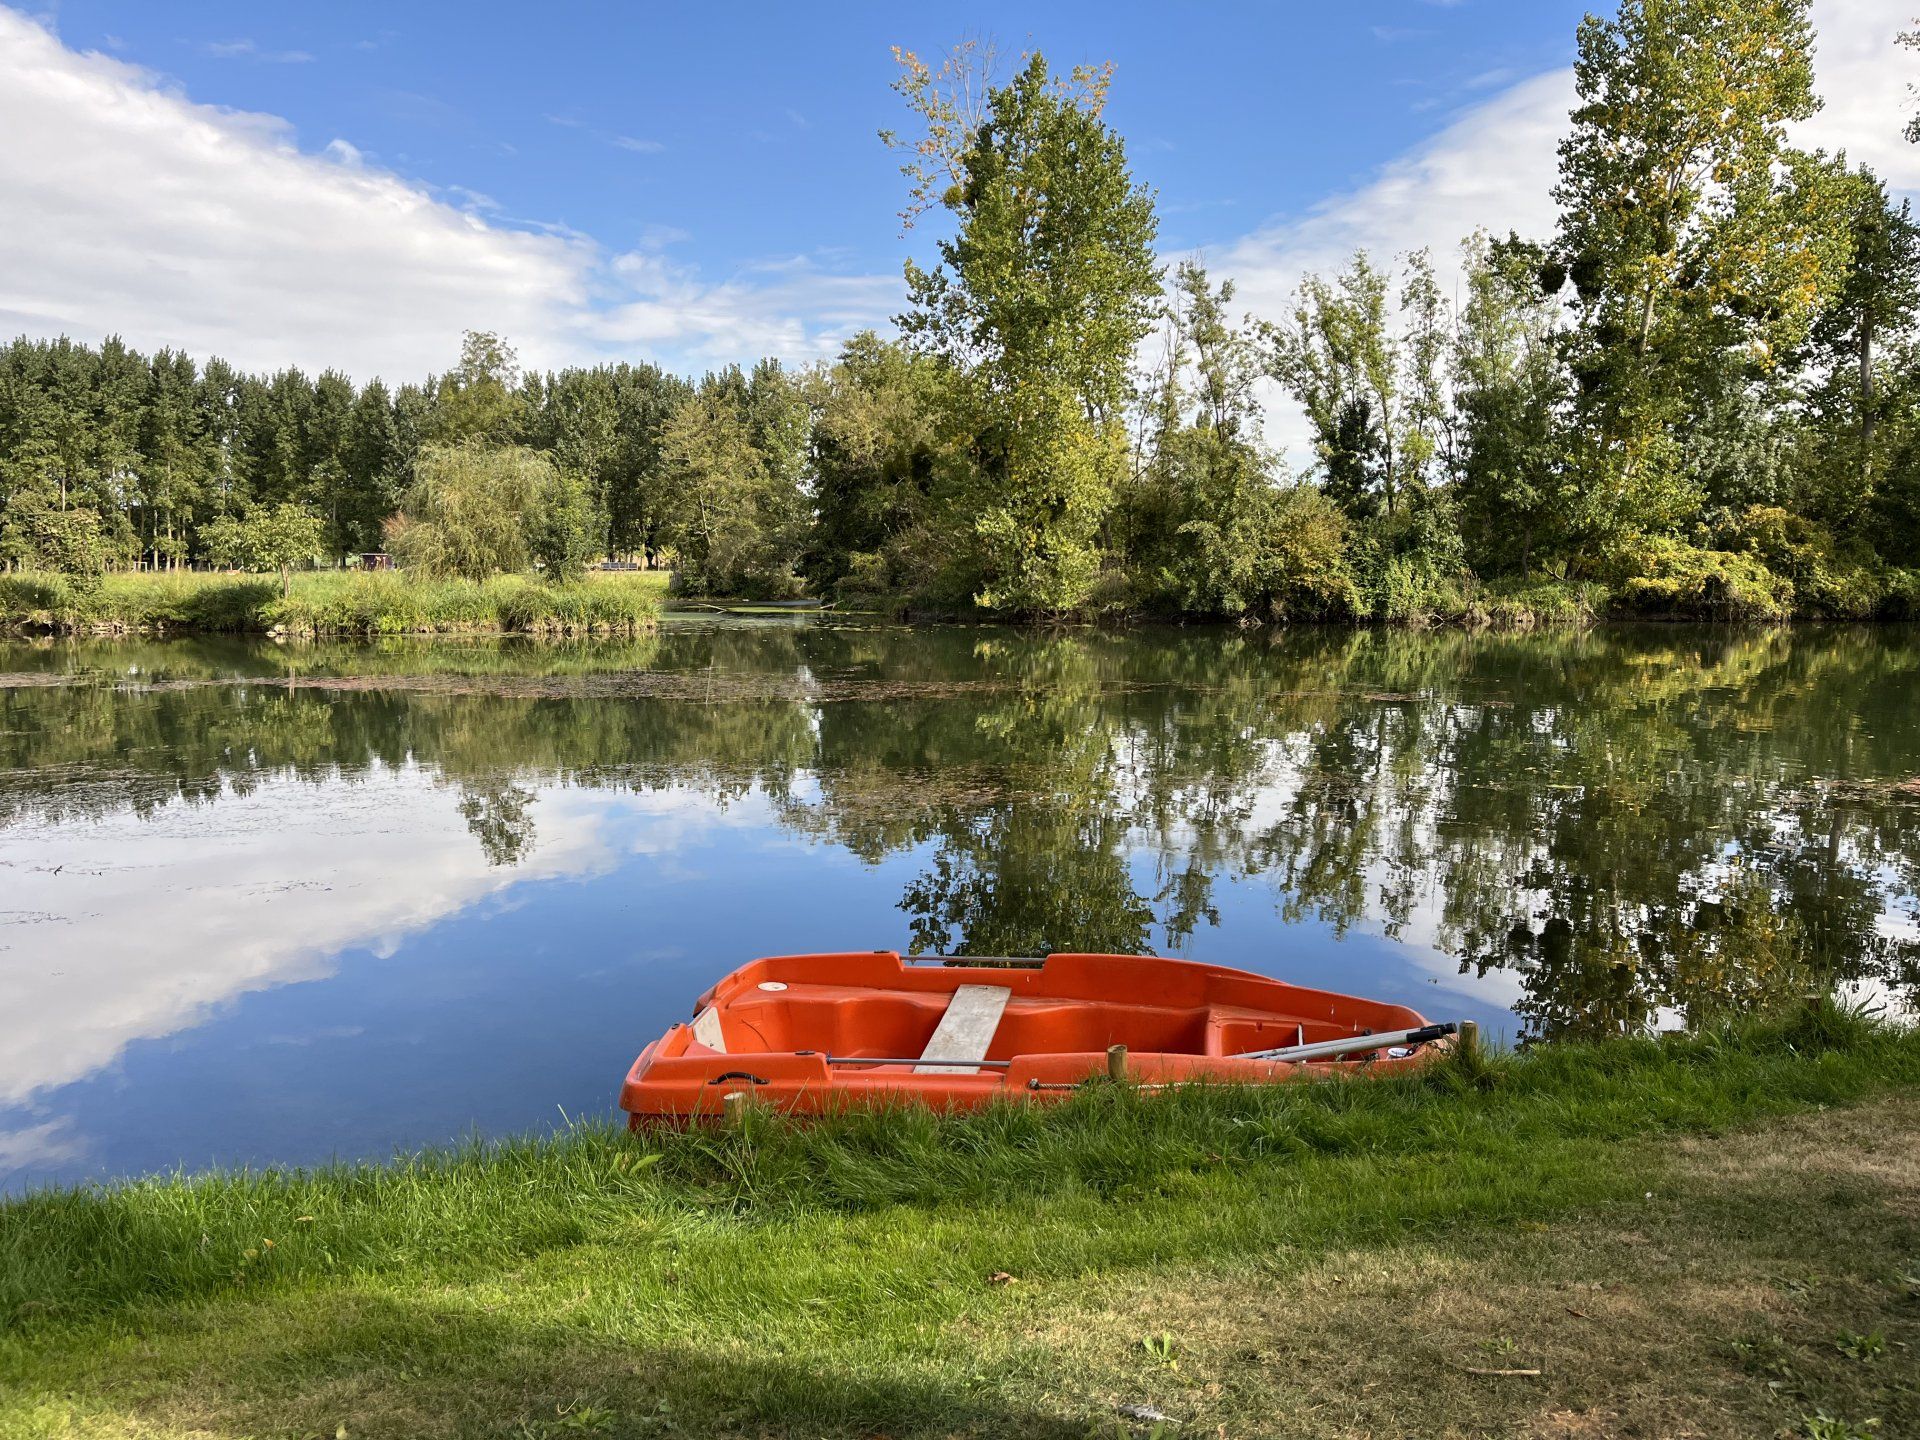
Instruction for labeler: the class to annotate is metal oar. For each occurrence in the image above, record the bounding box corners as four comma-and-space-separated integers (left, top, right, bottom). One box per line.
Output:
817, 1054, 1013, 1069
1231, 1021, 1459, 1063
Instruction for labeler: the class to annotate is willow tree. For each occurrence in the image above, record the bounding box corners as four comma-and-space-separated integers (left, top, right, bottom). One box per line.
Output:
1552, 0, 1852, 552
889, 44, 1161, 615
388, 442, 553, 579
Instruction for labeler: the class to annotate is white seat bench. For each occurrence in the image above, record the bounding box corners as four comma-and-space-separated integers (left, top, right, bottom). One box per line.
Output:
915, 984, 1011, 1075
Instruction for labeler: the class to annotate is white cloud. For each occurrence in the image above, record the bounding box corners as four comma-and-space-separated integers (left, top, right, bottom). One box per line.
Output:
1217, 0, 1920, 469
0, 8, 894, 381
201, 38, 313, 64
0, 769, 626, 1110
3, 2, 1911, 402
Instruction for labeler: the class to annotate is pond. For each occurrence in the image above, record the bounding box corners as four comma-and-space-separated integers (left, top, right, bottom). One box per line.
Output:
3, 620, 1917, 1193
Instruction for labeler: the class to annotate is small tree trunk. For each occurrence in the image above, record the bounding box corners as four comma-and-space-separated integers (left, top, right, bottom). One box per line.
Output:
1861, 316, 1876, 451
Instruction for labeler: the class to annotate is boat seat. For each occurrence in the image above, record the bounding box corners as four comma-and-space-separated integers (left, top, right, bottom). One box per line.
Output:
914, 984, 1011, 1075
690, 1006, 725, 1052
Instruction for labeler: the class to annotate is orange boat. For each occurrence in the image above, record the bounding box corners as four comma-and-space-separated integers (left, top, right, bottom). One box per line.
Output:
620, 950, 1457, 1123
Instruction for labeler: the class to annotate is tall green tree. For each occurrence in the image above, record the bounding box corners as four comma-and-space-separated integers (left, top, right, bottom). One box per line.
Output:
430, 331, 524, 445
338, 378, 405, 556
659, 379, 806, 597
1552, 0, 1851, 554
136, 348, 210, 569
1800, 167, 1920, 527
805, 332, 946, 595
1267, 251, 1450, 523
1452, 233, 1574, 577
892, 47, 1162, 614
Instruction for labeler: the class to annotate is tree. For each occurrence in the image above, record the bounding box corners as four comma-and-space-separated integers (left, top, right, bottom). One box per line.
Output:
338, 379, 406, 557
1452, 233, 1575, 577
1552, 0, 1852, 554
658, 380, 805, 597
1267, 251, 1448, 521
430, 331, 524, 445
1133, 263, 1280, 615
891, 47, 1162, 614
1800, 166, 1920, 524
0, 493, 110, 588
527, 468, 598, 581
200, 502, 325, 596
805, 332, 946, 595
137, 348, 211, 570
388, 443, 552, 580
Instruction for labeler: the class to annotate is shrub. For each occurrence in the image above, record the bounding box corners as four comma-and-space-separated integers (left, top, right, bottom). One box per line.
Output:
0, 571, 661, 636
1605, 536, 1794, 620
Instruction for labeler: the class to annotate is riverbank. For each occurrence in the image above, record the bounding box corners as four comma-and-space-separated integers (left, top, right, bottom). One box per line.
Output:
4, 1004, 1915, 1438
0, 570, 668, 637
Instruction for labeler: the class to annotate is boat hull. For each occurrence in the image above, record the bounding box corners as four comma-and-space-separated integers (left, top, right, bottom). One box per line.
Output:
620, 951, 1444, 1122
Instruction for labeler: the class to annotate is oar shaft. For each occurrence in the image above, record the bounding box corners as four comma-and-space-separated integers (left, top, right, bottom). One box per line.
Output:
1233, 1022, 1459, 1063
822, 1055, 1013, 1069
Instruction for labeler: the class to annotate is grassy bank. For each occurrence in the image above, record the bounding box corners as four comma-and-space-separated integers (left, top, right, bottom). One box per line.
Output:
0, 570, 668, 637
4, 1005, 1917, 1438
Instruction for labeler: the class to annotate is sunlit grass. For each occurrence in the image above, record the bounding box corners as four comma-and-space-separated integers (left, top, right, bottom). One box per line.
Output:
0, 569, 667, 635
1, 1003, 1915, 1436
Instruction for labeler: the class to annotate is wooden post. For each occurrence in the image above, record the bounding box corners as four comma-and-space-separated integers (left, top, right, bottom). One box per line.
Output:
1457, 1021, 1481, 1066
1107, 1043, 1128, 1082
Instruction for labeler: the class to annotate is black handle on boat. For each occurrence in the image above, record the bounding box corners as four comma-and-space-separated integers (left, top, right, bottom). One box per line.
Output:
707, 1071, 770, 1086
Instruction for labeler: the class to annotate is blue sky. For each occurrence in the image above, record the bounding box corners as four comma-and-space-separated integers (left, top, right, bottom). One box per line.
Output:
47, 2, 1589, 272
2, 1, 1913, 408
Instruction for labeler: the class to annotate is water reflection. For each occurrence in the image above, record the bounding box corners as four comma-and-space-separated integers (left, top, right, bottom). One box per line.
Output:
3, 622, 1917, 1187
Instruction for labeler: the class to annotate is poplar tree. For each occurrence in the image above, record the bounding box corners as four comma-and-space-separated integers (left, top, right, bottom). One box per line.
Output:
890, 46, 1161, 614
1552, 0, 1851, 552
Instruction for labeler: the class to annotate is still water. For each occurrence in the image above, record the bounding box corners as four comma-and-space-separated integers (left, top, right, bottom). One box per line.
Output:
3, 620, 1917, 1192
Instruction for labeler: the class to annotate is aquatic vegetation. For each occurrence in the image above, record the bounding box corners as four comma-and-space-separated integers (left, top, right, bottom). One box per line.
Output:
0, 569, 665, 636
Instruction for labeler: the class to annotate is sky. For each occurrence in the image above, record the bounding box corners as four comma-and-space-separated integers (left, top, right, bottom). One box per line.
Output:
3, 0, 1918, 426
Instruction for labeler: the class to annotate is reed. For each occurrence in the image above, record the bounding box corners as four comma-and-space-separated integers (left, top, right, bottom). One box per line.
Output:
0, 569, 667, 636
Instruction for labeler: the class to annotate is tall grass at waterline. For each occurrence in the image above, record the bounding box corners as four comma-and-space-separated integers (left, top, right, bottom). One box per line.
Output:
3, 1000, 1910, 1329
0, 569, 667, 636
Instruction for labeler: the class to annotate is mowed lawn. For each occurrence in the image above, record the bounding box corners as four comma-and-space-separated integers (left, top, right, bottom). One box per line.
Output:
2, 1010, 1916, 1439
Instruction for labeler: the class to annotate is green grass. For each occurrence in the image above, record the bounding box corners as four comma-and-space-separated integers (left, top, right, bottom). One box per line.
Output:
0, 570, 667, 637
3, 1003, 1918, 1437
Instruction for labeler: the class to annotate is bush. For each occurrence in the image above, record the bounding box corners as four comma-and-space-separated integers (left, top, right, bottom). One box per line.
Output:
1605, 536, 1794, 620
1716, 506, 1887, 619
0, 571, 662, 636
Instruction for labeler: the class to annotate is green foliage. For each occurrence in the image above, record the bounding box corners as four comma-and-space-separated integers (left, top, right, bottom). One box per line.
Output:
1268, 251, 1450, 522
805, 331, 947, 597
390, 443, 557, 580
1553, 0, 1850, 556
1606, 536, 1796, 620
895, 48, 1161, 616
526, 469, 599, 582
0, 569, 662, 635
430, 330, 524, 444
0, 493, 112, 591
200, 502, 326, 596
658, 370, 808, 598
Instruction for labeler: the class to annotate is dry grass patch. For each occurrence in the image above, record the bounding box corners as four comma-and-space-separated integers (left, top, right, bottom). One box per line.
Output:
1002, 1096, 1920, 1439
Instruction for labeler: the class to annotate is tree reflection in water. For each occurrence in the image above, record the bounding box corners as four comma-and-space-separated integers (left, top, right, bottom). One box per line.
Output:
3, 623, 1916, 1039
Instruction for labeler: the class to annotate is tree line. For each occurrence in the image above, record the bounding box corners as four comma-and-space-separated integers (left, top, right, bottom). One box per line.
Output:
4, 0, 1919, 618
